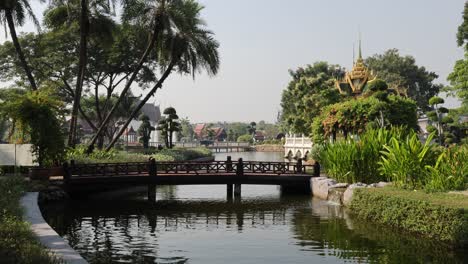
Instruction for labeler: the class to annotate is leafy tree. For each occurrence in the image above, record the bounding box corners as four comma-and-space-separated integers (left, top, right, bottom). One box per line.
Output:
0, 88, 65, 167
0, 19, 154, 147
0, 0, 41, 90
280, 61, 345, 134
247, 121, 256, 135
88, 0, 217, 151
105, 0, 220, 150
179, 117, 194, 141
312, 88, 418, 143
80, 94, 140, 148
365, 49, 442, 110
447, 2, 468, 112
138, 114, 155, 149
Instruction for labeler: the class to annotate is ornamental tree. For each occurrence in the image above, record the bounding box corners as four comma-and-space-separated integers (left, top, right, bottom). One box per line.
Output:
138, 114, 155, 149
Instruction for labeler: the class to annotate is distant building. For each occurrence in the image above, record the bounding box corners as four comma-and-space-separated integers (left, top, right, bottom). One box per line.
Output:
193, 124, 227, 141
254, 131, 265, 142
76, 103, 161, 145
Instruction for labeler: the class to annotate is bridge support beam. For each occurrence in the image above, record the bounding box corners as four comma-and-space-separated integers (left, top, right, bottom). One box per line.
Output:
227, 184, 233, 201
148, 158, 157, 202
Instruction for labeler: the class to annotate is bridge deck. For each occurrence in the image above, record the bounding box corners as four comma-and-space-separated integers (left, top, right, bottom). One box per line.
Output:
63, 159, 318, 193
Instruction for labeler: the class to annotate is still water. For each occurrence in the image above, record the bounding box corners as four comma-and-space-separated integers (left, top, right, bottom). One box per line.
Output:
42, 152, 467, 264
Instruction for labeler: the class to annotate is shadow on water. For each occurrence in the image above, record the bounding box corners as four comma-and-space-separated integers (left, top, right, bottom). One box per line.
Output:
41, 184, 467, 264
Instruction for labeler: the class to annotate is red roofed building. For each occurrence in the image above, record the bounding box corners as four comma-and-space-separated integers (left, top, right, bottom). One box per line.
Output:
193, 124, 227, 141
254, 131, 265, 142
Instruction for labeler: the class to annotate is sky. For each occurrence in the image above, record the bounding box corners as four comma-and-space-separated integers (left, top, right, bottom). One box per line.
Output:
0, 0, 466, 123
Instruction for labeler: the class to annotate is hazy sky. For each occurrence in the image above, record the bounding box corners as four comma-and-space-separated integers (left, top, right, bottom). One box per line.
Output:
1, 0, 465, 122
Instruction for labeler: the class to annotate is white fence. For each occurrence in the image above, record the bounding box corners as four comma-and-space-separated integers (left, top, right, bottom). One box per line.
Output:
0, 144, 36, 166
284, 135, 312, 148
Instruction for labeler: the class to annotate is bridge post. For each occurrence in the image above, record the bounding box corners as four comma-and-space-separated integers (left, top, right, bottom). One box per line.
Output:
296, 158, 303, 173
226, 156, 234, 200
234, 158, 243, 198
313, 161, 321, 177
148, 158, 157, 202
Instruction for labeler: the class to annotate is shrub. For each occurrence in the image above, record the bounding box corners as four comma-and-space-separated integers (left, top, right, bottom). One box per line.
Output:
65, 146, 212, 163
350, 187, 468, 245
379, 133, 439, 189
237, 134, 253, 143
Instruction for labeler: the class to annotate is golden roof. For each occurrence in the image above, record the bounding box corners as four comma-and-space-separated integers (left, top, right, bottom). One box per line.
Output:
335, 39, 375, 94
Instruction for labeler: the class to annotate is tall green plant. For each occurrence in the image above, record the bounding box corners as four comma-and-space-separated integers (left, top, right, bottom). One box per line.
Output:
379, 133, 438, 189
425, 145, 468, 192
320, 127, 410, 183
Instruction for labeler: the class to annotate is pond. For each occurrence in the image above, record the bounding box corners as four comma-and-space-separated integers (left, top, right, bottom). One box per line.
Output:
41, 152, 467, 264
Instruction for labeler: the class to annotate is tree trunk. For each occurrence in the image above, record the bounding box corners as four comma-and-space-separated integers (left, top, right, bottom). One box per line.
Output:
68, 0, 88, 147
105, 62, 175, 151
5, 10, 37, 91
86, 24, 160, 153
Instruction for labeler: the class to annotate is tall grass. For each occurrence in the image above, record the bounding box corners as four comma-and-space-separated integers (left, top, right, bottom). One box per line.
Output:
319, 127, 408, 183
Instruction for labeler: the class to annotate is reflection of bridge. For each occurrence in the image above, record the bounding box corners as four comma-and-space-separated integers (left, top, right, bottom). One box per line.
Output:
150, 142, 252, 152
63, 158, 319, 200
284, 135, 313, 159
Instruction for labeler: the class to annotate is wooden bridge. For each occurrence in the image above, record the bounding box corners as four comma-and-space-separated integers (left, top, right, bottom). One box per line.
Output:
63, 157, 319, 201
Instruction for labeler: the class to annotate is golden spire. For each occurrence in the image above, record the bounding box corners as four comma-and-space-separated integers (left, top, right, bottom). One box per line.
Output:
358, 32, 362, 60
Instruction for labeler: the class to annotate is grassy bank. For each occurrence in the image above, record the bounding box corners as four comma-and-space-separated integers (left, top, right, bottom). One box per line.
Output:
67, 146, 213, 164
0, 177, 60, 263
350, 187, 468, 245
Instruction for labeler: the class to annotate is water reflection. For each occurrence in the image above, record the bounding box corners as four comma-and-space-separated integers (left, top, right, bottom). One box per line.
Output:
42, 186, 467, 264
41, 153, 467, 264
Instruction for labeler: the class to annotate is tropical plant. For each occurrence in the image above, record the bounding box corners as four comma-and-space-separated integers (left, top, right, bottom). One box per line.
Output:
424, 145, 468, 192
0, 0, 43, 90
379, 133, 439, 189
104, 0, 220, 150
319, 127, 410, 183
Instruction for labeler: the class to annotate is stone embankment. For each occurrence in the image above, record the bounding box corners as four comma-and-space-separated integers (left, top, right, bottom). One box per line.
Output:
21, 192, 88, 264
310, 177, 391, 206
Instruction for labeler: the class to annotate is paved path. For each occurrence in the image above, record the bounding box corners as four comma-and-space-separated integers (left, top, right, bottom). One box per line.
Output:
21, 192, 88, 264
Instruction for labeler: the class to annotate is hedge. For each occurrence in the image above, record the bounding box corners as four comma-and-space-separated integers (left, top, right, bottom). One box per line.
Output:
350, 187, 468, 245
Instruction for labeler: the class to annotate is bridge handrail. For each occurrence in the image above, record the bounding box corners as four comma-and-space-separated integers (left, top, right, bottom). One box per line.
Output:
64, 160, 314, 178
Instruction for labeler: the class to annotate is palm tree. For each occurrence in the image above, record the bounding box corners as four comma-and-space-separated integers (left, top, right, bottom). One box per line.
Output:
86, 0, 181, 152
104, 0, 219, 151
0, 0, 42, 91
52, 0, 117, 147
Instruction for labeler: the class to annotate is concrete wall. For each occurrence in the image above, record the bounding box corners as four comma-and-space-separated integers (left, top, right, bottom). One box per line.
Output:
0, 144, 36, 166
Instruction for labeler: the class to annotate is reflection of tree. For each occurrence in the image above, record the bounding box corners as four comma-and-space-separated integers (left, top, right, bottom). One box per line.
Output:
291, 202, 466, 263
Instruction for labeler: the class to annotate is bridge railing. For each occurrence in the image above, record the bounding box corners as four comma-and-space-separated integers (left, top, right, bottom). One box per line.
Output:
64, 158, 317, 179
